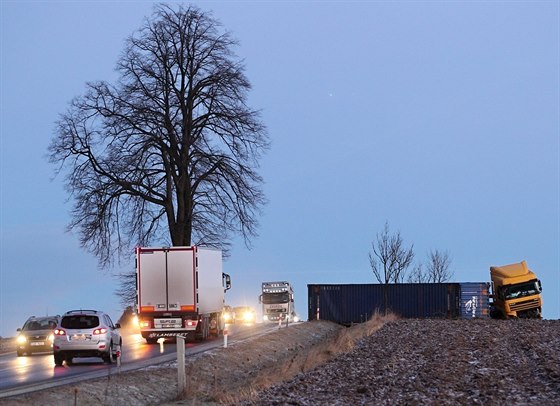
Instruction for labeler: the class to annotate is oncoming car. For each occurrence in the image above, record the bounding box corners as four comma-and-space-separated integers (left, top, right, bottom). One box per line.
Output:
53, 310, 122, 366
222, 305, 234, 324
233, 306, 257, 325
16, 316, 59, 356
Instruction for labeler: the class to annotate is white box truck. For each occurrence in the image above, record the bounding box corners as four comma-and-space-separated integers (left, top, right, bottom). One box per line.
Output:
136, 246, 231, 343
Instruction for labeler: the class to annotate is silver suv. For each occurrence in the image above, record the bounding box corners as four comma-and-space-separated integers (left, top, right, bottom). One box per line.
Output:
53, 310, 122, 366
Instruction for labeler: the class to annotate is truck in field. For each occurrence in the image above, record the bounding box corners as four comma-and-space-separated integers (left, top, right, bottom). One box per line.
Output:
489, 260, 542, 319
259, 281, 298, 323
136, 246, 231, 343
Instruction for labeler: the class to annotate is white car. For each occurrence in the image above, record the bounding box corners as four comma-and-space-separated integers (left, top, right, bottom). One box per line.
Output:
53, 309, 122, 366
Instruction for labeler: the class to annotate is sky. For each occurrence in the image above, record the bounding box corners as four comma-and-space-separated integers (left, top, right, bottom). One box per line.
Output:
1, 1, 558, 337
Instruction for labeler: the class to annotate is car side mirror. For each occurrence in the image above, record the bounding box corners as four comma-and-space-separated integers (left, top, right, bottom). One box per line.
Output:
17, 328, 21, 332
115, 323, 121, 329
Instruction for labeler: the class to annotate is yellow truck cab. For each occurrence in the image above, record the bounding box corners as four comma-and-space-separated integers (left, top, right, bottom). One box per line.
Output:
489, 261, 542, 319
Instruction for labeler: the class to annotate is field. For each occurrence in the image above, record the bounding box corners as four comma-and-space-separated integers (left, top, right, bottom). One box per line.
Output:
2, 316, 559, 405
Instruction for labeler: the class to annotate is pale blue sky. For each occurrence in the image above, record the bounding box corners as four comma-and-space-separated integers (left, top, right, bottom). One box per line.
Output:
1, 1, 558, 337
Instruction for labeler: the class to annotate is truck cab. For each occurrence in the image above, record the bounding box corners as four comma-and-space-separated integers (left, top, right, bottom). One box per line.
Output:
259, 281, 297, 323
489, 260, 543, 319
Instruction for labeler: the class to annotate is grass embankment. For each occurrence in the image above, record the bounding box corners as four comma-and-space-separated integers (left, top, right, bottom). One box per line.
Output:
208, 313, 397, 404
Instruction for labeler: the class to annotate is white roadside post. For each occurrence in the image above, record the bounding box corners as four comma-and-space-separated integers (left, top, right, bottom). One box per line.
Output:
177, 335, 186, 396
116, 344, 121, 368
223, 325, 228, 348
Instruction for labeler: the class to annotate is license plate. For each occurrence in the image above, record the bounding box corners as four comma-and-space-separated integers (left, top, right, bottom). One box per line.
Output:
71, 334, 87, 341
30, 342, 45, 346
155, 318, 181, 328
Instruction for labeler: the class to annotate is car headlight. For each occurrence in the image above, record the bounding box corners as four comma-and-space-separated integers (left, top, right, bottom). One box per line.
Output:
16, 335, 27, 345
293, 315, 300, 322
263, 315, 268, 321
223, 312, 232, 322
243, 311, 254, 322
48, 334, 55, 342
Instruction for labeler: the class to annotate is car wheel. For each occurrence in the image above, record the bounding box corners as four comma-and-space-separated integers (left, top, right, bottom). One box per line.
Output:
54, 353, 64, 366
103, 342, 114, 364
66, 356, 73, 365
17, 350, 24, 357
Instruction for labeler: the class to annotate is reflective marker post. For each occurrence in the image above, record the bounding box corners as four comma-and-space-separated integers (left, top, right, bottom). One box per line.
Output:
116, 344, 121, 368
223, 326, 228, 348
177, 336, 186, 396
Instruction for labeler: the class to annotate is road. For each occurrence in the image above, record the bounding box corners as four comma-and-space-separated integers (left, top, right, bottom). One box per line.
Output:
0, 322, 279, 399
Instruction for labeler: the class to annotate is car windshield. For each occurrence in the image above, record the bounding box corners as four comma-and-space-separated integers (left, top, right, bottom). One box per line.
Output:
24, 319, 57, 331
61, 315, 99, 329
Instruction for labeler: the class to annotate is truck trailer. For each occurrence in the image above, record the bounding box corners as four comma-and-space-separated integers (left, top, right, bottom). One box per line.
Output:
308, 283, 490, 325
489, 260, 542, 319
259, 281, 297, 323
136, 246, 231, 343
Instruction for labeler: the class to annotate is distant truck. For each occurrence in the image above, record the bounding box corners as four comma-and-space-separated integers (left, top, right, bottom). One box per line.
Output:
136, 246, 231, 343
259, 281, 298, 323
489, 260, 543, 319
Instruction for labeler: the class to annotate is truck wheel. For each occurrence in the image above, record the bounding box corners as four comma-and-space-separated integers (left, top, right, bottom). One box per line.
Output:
209, 317, 219, 337
201, 318, 210, 341
66, 356, 74, 365
17, 350, 24, 357
146, 337, 157, 344
54, 353, 64, 366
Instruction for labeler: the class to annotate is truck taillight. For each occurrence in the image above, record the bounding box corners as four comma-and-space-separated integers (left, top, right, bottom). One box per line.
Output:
185, 320, 198, 327
54, 329, 66, 336
93, 328, 108, 335
140, 320, 151, 328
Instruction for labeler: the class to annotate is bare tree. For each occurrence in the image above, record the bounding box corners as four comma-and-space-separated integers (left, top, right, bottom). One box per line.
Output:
407, 263, 428, 283
115, 272, 137, 308
426, 249, 453, 283
369, 222, 414, 313
369, 222, 415, 284
49, 4, 268, 269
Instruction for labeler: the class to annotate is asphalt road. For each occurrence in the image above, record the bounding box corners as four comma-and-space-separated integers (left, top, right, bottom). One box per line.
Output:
0, 323, 278, 399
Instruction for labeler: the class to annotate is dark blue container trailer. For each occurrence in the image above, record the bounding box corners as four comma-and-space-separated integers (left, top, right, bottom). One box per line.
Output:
308, 283, 489, 325
458, 282, 490, 318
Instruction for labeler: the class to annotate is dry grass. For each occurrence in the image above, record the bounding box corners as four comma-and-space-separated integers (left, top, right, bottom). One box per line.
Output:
209, 312, 397, 405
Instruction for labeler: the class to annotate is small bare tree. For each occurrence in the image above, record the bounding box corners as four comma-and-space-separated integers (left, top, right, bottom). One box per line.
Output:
407, 263, 429, 283
426, 249, 453, 283
369, 222, 414, 284
369, 222, 414, 313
